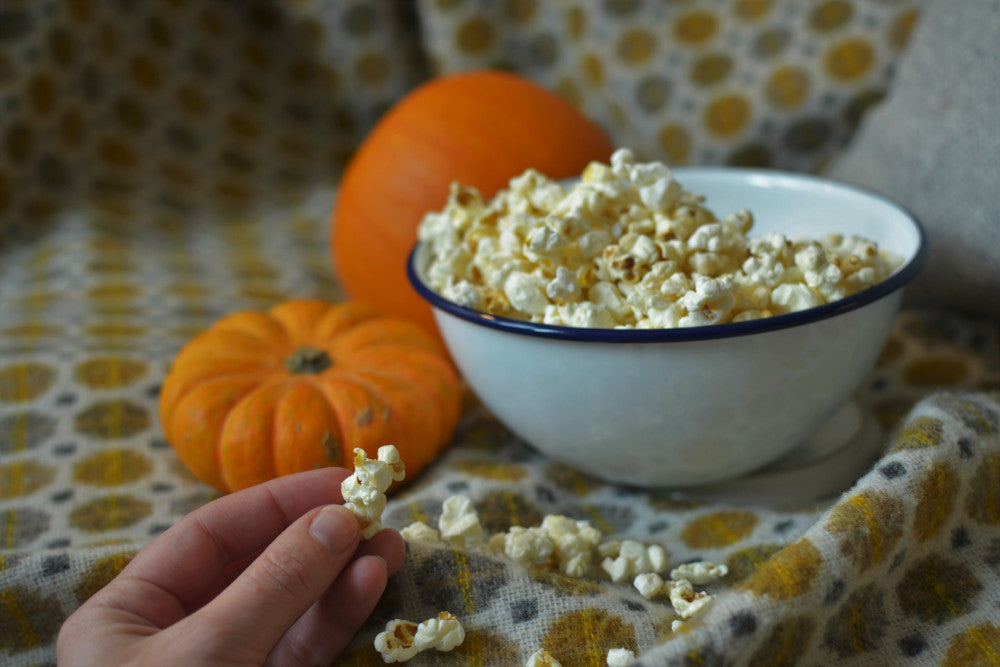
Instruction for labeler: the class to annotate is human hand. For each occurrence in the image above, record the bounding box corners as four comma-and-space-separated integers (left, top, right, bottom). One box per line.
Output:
56, 467, 406, 666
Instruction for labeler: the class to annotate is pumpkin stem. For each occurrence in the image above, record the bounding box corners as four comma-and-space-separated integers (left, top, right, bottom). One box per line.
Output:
286, 346, 333, 374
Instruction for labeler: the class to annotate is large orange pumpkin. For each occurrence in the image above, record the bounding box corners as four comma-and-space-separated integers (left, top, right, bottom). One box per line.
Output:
159, 299, 462, 493
331, 69, 616, 334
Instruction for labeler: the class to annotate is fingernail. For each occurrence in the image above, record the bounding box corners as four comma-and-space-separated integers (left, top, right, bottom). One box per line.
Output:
309, 505, 357, 554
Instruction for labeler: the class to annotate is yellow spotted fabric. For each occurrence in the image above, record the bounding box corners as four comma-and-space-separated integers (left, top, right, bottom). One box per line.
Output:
416, 0, 923, 172
0, 0, 426, 243
2, 1, 1000, 665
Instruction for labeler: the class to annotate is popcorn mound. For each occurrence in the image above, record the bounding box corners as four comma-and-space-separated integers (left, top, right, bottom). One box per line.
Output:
418, 148, 902, 328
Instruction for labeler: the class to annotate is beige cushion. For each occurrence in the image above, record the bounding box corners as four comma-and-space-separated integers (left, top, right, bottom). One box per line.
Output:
829, 0, 1000, 316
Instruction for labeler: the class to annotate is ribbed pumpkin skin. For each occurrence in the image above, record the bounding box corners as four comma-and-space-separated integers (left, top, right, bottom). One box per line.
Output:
159, 299, 462, 493
331, 69, 616, 335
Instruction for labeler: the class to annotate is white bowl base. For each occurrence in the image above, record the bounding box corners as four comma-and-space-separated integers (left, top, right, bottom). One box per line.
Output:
677, 398, 883, 506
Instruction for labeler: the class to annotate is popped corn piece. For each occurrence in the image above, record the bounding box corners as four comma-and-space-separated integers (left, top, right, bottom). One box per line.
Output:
561, 553, 592, 578
602, 555, 629, 583
600, 540, 668, 582
438, 494, 485, 549
667, 578, 713, 619
500, 525, 554, 567
545, 301, 617, 328
793, 241, 826, 272
638, 300, 684, 329
687, 220, 746, 263
505, 271, 549, 315
540, 514, 602, 576
741, 252, 786, 289
524, 222, 568, 264
606, 233, 660, 280
607, 648, 636, 666
546, 265, 580, 302
378, 444, 406, 481
611, 147, 681, 211
658, 271, 695, 301
589, 281, 632, 321
442, 280, 479, 309
525, 649, 563, 666
670, 561, 729, 585
731, 308, 772, 322
374, 619, 420, 663
486, 531, 507, 555
578, 229, 614, 259
414, 611, 465, 652
633, 572, 665, 599
843, 265, 878, 293
399, 521, 440, 543
801, 256, 845, 300
677, 275, 736, 327
671, 620, 685, 633
344, 493, 385, 539
341, 445, 406, 539
770, 282, 821, 314
375, 612, 464, 663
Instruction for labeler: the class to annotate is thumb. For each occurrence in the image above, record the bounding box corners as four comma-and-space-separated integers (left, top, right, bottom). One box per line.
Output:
176, 504, 362, 661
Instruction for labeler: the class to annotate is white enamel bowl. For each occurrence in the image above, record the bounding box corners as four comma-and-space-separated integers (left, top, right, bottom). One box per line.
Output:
407, 168, 927, 488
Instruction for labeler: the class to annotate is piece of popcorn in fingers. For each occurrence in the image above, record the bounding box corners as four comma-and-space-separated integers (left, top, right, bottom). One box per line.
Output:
341, 445, 406, 539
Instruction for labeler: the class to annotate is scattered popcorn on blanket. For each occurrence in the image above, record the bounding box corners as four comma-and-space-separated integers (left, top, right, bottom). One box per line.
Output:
488, 514, 603, 575
438, 494, 486, 549
399, 520, 440, 543
633, 572, 665, 599
374, 619, 419, 663
374, 612, 464, 663
414, 612, 465, 652
525, 649, 563, 666
397, 491, 725, 656
632, 561, 726, 618
606, 647, 636, 666
670, 561, 728, 585
418, 148, 902, 328
599, 539, 668, 583
341, 445, 405, 539
490, 525, 554, 567
542, 515, 603, 576
668, 578, 713, 619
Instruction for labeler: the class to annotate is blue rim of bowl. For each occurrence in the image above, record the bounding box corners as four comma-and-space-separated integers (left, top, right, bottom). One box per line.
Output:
406, 167, 929, 343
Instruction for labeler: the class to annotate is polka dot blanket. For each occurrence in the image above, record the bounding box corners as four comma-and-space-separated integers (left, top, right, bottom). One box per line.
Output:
2, 198, 998, 665
2, 1, 999, 665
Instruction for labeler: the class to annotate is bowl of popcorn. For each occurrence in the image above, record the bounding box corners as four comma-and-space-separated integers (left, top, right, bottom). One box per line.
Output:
407, 149, 927, 488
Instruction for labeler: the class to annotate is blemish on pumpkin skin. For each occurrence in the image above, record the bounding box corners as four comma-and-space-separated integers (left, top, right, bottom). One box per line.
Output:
355, 406, 373, 426
321, 431, 341, 464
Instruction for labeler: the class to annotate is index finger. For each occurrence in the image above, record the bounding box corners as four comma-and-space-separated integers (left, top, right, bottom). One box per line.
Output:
121, 467, 352, 615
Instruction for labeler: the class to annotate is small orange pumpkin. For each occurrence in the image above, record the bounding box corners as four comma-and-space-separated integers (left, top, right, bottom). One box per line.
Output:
332, 69, 615, 335
159, 299, 462, 493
